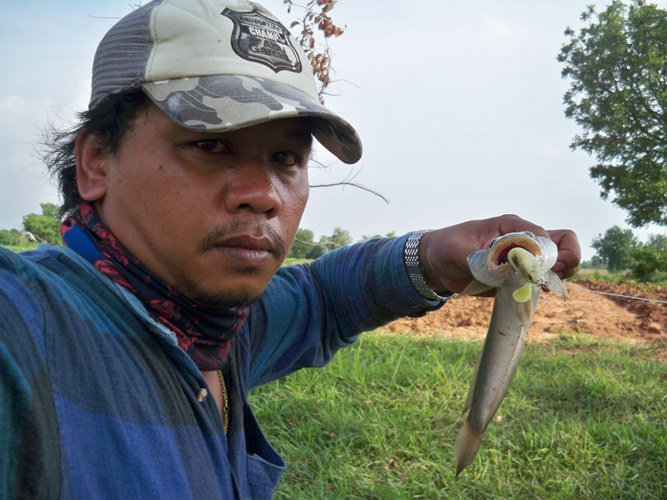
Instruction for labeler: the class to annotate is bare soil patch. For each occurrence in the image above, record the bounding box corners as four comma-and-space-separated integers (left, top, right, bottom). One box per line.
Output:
380, 280, 667, 361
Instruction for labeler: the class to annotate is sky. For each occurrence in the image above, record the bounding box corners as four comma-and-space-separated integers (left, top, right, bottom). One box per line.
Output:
1, 0, 664, 260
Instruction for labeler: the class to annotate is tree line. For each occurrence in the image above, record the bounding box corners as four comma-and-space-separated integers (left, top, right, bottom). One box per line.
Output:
0, 203, 398, 260
0, 203, 61, 246
590, 226, 667, 282
287, 227, 397, 260
3, 203, 667, 282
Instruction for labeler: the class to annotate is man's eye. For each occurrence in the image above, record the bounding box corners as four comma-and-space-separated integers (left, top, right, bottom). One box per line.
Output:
273, 151, 301, 167
194, 140, 231, 154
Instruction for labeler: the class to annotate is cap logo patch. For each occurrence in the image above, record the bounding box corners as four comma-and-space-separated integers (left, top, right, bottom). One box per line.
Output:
222, 9, 302, 74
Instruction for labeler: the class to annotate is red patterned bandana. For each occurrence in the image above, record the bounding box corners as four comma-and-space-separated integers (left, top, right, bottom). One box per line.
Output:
61, 202, 248, 370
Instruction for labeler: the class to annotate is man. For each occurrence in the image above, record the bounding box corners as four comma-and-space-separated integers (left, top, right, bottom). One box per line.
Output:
0, 0, 580, 498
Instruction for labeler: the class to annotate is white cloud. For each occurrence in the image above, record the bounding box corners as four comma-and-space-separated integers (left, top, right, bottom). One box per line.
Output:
0, 95, 52, 138
0, 95, 24, 112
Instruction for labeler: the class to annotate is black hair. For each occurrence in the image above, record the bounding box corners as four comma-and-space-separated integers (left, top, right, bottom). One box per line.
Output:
41, 89, 150, 218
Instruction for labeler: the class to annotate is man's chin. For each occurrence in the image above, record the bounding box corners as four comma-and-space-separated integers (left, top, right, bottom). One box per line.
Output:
188, 289, 263, 309
170, 264, 277, 308
175, 277, 267, 309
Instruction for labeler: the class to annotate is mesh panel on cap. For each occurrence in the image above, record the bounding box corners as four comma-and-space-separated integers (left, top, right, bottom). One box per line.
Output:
89, 2, 157, 108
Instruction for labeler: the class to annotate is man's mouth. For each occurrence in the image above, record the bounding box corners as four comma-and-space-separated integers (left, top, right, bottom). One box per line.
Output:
213, 235, 277, 253
199, 225, 287, 265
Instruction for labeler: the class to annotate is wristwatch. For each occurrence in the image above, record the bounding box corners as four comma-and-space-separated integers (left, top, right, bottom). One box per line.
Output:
404, 230, 453, 301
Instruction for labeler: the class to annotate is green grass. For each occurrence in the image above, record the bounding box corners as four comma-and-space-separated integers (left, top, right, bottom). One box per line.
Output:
573, 268, 667, 288
249, 332, 667, 498
282, 257, 311, 266
0, 243, 39, 253
573, 268, 626, 282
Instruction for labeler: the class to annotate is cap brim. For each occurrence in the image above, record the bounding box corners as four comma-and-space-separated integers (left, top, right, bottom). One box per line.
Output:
142, 75, 362, 164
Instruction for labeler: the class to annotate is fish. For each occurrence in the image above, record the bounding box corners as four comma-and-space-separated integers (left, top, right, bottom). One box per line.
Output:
454, 231, 568, 476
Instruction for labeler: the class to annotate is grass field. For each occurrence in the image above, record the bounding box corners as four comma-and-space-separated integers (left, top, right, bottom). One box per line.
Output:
0, 243, 39, 253
250, 332, 667, 498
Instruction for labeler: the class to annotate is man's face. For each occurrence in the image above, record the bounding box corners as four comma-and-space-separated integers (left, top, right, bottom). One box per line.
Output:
86, 104, 311, 306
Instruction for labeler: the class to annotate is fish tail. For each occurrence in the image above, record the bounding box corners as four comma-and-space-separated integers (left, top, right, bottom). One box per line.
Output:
454, 420, 485, 477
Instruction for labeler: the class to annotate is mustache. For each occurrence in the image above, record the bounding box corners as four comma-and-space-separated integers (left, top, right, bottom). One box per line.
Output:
198, 221, 287, 258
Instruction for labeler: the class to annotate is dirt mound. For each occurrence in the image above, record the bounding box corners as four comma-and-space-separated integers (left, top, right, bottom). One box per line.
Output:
380, 280, 667, 351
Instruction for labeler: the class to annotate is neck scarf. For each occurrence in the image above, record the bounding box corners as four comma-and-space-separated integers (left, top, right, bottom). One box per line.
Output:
61, 202, 248, 370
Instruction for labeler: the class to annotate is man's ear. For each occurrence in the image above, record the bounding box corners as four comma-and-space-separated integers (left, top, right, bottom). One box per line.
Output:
75, 129, 109, 202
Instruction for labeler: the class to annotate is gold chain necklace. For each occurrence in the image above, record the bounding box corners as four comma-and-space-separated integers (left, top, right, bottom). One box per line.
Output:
217, 370, 229, 432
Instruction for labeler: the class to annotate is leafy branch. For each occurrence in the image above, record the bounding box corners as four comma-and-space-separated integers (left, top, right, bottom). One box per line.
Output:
284, 0, 344, 101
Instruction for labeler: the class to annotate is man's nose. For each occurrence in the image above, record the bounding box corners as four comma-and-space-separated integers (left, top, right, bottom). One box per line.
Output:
222, 161, 281, 216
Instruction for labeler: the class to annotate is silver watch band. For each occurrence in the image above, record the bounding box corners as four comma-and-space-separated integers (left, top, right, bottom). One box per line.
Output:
404, 230, 453, 301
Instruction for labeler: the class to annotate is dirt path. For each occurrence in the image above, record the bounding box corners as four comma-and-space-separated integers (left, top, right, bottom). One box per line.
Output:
380, 280, 667, 361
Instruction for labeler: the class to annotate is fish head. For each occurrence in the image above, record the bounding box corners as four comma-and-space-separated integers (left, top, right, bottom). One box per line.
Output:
486, 232, 544, 270
465, 231, 567, 298
467, 232, 544, 287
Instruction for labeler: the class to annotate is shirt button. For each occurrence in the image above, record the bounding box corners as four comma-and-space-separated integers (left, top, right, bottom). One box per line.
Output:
196, 388, 208, 403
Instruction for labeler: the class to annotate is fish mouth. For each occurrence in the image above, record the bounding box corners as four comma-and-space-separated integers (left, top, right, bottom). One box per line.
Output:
487, 233, 542, 268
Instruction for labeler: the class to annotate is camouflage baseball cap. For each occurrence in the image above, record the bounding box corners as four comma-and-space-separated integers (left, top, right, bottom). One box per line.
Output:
89, 0, 362, 164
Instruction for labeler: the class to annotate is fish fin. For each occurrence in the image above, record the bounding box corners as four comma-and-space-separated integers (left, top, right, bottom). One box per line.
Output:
516, 299, 534, 324
543, 270, 569, 299
455, 420, 484, 477
460, 280, 492, 296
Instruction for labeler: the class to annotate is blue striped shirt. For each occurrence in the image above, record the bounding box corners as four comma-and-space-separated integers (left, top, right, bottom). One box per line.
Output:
0, 235, 440, 498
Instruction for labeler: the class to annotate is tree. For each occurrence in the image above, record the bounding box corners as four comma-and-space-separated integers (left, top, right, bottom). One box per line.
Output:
645, 233, 667, 252
360, 231, 397, 241
287, 226, 357, 260
306, 227, 351, 259
306, 242, 327, 260
284, 0, 344, 100
288, 228, 316, 259
283, 1, 390, 204
0, 229, 26, 247
326, 226, 352, 248
22, 203, 61, 245
559, 0, 667, 227
591, 225, 638, 271
629, 234, 667, 281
